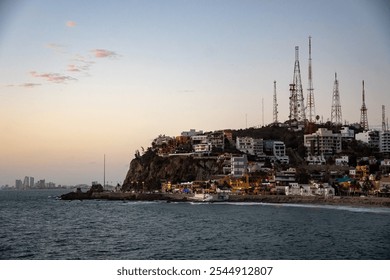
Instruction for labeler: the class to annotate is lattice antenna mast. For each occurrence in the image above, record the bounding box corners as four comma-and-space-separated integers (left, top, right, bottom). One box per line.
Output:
360, 80, 369, 131
273, 80, 278, 124
382, 105, 387, 131
330, 73, 342, 125
290, 46, 306, 123
307, 36, 315, 122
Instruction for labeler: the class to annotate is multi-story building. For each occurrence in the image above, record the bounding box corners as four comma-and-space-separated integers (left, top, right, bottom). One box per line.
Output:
304, 128, 342, 157
231, 155, 248, 177
340, 126, 355, 140
274, 168, 296, 186
23, 176, 30, 189
181, 129, 203, 137
264, 140, 289, 164
208, 130, 225, 151
380, 131, 390, 153
355, 130, 380, 149
236, 137, 264, 157
15, 179, 23, 189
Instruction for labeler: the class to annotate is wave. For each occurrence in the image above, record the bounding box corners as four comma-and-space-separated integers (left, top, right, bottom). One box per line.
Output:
187, 201, 390, 214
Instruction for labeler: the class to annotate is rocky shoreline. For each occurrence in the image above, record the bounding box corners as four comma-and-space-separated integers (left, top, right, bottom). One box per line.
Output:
60, 191, 390, 208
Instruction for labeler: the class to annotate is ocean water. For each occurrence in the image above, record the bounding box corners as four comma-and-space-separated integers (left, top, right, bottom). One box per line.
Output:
0, 189, 389, 260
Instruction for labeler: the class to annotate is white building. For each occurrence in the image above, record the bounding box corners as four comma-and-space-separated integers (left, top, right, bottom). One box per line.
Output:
264, 140, 289, 164
355, 130, 380, 148
335, 155, 349, 166
181, 129, 203, 137
340, 126, 355, 140
236, 137, 264, 156
193, 143, 212, 154
306, 155, 326, 165
231, 155, 248, 177
380, 131, 390, 153
273, 141, 289, 164
304, 128, 342, 157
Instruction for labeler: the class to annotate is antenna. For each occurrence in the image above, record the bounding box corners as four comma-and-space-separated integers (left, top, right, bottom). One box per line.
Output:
262, 97, 264, 127
273, 81, 278, 124
331, 72, 342, 125
289, 46, 306, 123
307, 36, 315, 122
360, 80, 369, 131
382, 105, 386, 131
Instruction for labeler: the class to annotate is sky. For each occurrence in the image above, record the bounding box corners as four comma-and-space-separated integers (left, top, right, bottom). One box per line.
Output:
1, 0, 390, 187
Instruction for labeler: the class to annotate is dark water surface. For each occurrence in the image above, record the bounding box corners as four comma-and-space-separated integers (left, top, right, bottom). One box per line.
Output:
1, 189, 389, 259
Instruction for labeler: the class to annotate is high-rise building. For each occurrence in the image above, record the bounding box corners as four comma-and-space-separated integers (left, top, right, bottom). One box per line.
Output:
15, 179, 23, 189
23, 176, 30, 188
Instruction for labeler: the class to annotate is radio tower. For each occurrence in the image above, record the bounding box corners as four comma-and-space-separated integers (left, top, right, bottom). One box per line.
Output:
273, 81, 278, 124
330, 73, 342, 125
360, 80, 369, 131
382, 105, 388, 131
289, 46, 306, 123
307, 36, 315, 122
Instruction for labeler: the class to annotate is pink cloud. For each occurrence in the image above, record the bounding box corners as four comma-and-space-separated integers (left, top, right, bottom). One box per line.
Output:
91, 49, 117, 58
66, 21, 76, 27
30, 71, 77, 83
67, 64, 81, 72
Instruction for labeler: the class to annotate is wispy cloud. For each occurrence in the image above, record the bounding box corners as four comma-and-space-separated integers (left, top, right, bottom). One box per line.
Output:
91, 49, 118, 58
66, 21, 76, 27
70, 55, 95, 72
67, 64, 81, 72
46, 43, 66, 53
30, 71, 77, 83
20, 83, 41, 88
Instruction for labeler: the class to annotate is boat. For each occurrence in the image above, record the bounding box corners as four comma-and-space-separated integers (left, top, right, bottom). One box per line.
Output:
190, 192, 229, 202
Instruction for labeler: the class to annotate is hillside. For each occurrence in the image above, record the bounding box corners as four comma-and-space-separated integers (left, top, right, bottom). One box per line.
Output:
122, 149, 223, 191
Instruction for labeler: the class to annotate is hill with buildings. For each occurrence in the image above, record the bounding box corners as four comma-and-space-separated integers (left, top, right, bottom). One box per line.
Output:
121, 124, 390, 195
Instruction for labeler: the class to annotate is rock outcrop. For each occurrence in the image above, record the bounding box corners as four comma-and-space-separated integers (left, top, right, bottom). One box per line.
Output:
122, 149, 223, 191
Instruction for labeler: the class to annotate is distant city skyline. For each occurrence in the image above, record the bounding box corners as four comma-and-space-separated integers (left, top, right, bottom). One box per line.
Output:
1, 0, 389, 186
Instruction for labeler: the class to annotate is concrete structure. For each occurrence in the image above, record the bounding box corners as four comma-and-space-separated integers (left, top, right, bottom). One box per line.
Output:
304, 128, 342, 157
236, 137, 264, 157
181, 129, 203, 137
355, 130, 380, 149
264, 140, 289, 164
306, 155, 326, 165
335, 156, 349, 166
15, 179, 23, 190
380, 131, 390, 153
231, 155, 248, 177
340, 126, 354, 140
275, 168, 296, 186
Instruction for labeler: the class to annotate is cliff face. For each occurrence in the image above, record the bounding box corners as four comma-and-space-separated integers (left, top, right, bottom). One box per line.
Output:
122, 150, 223, 191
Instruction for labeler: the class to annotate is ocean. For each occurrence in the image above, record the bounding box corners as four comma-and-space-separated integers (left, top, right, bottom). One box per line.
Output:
1, 189, 389, 260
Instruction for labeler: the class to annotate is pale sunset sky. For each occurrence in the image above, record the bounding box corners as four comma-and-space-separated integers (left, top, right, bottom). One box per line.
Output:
1, 0, 389, 186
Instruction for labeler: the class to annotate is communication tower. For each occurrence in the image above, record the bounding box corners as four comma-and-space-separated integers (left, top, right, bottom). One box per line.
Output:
289, 46, 306, 123
360, 80, 369, 131
382, 105, 388, 131
306, 36, 315, 122
330, 73, 342, 125
273, 81, 278, 124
